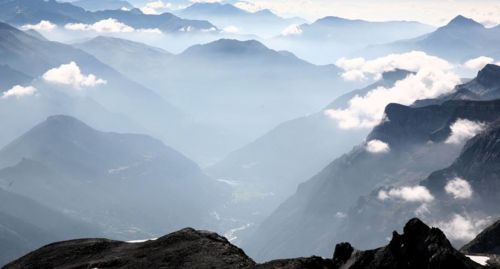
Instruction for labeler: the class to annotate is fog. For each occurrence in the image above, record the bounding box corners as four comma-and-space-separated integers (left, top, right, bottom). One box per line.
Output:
1, 0, 500, 266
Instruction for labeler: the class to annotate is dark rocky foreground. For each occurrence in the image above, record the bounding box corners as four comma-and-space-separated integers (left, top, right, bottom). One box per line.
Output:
3, 218, 493, 269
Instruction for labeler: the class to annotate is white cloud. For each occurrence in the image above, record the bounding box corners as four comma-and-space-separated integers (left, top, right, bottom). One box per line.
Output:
141, 0, 172, 15
42, 62, 107, 89
223, 25, 239, 33
21, 20, 57, 31
64, 19, 162, 34
325, 52, 460, 129
445, 119, 486, 145
335, 51, 453, 81
234, 1, 265, 13
445, 177, 473, 199
366, 139, 390, 154
464, 56, 495, 71
435, 214, 490, 242
1, 85, 37, 99
378, 186, 434, 203
65, 18, 134, 33
281, 24, 303, 36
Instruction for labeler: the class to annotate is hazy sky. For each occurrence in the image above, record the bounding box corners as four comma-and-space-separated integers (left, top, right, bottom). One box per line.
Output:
231, 0, 500, 26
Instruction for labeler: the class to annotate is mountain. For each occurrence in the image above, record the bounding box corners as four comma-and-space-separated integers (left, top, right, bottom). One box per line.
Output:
0, 0, 215, 33
2, 228, 256, 269
270, 16, 434, 64
245, 70, 500, 260
462, 219, 500, 255
3, 218, 484, 269
205, 70, 411, 237
0, 188, 100, 266
72, 0, 134, 11
76, 37, 359, 164
0, 64, 32, 89
176, 2, 305, 37
362, 16, 500, 62
0, 21, 208, 163
0, 115, 229, 240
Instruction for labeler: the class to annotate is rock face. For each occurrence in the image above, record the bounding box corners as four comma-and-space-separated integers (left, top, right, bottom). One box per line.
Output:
4, 219, 484, 269
2, 228, 256, 269
462, 219, 500, 255
332, 219, 483, 269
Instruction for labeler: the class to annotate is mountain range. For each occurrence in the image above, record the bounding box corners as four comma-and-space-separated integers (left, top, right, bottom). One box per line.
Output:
0, 115, 229, 265
176, 2, 305, 37
72, 0, 134, 12
243, 64, 500, 260
0, 0, 215, 33
362, 15, 500, 62
75, 36, 360, 164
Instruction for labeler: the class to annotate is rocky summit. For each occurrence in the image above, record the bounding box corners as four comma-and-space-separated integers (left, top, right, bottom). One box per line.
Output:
3, 218, 488, 269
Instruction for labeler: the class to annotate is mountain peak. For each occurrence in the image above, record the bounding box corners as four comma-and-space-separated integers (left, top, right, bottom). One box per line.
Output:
477, 64, 500, 88
182, 39, 269, 56
445, 15, 483, 28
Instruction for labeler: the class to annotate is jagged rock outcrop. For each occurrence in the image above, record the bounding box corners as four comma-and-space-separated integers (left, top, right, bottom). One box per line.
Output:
332, 218, 483, 269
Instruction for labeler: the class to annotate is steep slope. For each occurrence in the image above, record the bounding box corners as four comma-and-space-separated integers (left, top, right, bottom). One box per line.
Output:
246, 96, 500, 260
3, 219, 484, 269
337, 118, 500, 256
0, 188, 100, 266
363, 16, 500, 62
206, 70, 411, 229
72, 0, 134, 11
0, 115, 229, 239
0, 0, 215, 33
176, 2, 304, 37
462, 219, 500, 255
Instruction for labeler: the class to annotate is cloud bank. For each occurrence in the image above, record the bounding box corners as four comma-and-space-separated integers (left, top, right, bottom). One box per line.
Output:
21, 20, 57, 31
141, 0, 172, 15
281, 24, 302, 36
65, 18, 161, 34
1, 85, 37, 99
378, 186, 434, 203
326, 52, 460, 129
464, 56, 495, 71
445, 119, 486, 145
42, 62, 107, 89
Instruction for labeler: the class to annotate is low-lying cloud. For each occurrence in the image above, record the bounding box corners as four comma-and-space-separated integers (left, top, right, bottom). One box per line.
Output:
365, 139, 390, 154
445, 119, 486, 145
42, 62, 107, 89
435, 214, 490, 242
463, 56, 495, 71
21, 20, 57, 31
65, 18, 162, 34
281, 24, 302, 36
378, 186, 434, 203
445, 177, 473, 199
141, 0, 172, 15
326, 52, 460, 129
1, 85, 37, 99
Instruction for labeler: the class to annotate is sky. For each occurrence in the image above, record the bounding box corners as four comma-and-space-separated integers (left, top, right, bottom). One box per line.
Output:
230, 0, 500, 26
